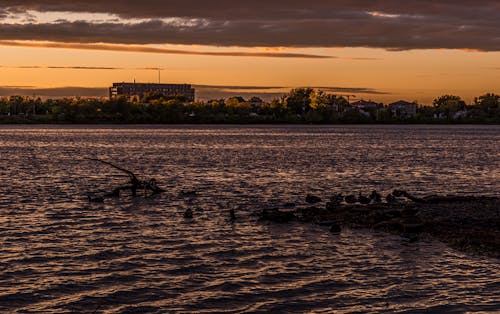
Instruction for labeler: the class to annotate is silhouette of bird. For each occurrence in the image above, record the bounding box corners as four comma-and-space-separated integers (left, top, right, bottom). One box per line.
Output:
345, 194, 357, 204
330, 193, 344, 205
183, 208, 193, 219
392, 189, 406, 197
229, 208, 236, 221
386, 193, 398, 204
306, 194, 322, 204
370, 190, 382, 203
87, 195, 104, 203
358, 192, 371, 205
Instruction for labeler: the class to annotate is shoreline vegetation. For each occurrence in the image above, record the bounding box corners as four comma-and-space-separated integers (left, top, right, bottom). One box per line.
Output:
258, 191, 500, 259
1, 88, 499, 124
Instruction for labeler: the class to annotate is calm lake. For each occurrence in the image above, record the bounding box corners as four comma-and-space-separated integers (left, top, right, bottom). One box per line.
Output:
1, 125, 499, 313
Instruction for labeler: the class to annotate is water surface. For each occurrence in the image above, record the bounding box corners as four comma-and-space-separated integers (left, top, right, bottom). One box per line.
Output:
0, 125, 499, 313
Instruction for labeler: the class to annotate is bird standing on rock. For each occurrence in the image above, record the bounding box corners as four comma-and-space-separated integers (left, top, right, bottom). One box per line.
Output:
386, 193, 398, 204
358, 192, 371, 205
330, 193, 344, 205
392, 189, 406, 197
370, 190, 382, 203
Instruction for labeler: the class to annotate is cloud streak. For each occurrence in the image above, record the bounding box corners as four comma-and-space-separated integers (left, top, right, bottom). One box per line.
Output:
0, 40, 332, 58
0, 1, 499, 50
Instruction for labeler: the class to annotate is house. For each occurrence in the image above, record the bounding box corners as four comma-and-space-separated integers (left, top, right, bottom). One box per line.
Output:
351, 100, 382, 111
387, 100, 417, 117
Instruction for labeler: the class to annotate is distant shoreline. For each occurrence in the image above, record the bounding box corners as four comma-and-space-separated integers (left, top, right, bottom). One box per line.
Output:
0, 118, 500, 126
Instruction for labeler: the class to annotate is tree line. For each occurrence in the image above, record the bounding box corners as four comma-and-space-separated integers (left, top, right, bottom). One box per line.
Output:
0, 88, 499, 124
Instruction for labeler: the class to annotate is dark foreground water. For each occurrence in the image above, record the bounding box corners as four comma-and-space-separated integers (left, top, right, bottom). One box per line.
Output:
0, 125, 499, 313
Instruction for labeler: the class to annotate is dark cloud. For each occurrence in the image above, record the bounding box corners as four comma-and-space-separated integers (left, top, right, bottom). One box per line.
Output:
194, 85, 285, 90
314, 87, 388, 95
0, 1, 499, 50
0, 86, 108, 97
0, 65, 125, 70
0, 40, 331, 58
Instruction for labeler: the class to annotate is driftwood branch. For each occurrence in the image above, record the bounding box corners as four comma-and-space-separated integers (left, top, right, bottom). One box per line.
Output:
86, 158, 165, 198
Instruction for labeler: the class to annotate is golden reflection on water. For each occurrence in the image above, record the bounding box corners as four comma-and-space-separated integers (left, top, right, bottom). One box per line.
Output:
0, 125, 499, 313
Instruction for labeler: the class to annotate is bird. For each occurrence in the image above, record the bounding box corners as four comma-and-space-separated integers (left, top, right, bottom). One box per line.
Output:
229, 208, 236, 221
370, 190, 382, 203
358, 192, 372, 205
87, 194, 104, 203
392, 189, 406, 197
306, 194, 322, 204
386, 193, 398, 204
183, 208, 193, 219
344, 194, 357, 204
330, 193, 344, 205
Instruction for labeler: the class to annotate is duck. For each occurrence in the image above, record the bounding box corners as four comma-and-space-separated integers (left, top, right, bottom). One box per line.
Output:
344, 194, 357, 204
392, 189, 406, 197
183, 208, 193, 219
330, 193, 344, 205
306, 194, 322, 204
87, 195, 104, 203
358, 192, 372, 205
385, 193, 398, 204
229, 208, 236, 221
370, 190, 382, 203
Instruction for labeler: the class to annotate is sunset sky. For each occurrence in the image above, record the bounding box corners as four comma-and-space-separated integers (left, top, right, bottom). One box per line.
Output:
0, 1, 499, 103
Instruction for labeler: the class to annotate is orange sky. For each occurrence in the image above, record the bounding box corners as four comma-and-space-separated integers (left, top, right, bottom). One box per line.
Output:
1, 42, 498, 103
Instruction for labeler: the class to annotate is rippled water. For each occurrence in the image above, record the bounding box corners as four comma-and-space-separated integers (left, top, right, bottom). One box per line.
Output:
1, 125, 499, 313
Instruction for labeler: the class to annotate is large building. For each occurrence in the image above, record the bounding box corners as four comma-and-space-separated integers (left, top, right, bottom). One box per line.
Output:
388, 100, 418, 117
109, 83, 195, 102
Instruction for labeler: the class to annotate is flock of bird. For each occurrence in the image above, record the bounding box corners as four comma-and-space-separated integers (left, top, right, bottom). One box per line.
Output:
307, 189, 415, 207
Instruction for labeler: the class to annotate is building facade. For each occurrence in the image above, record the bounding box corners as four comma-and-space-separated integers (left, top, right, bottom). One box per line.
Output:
109, 83, 195, 102
388, 100, 418, 117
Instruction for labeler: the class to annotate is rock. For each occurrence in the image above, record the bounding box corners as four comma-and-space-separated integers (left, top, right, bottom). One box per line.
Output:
317, 220, 339, 227
385, 194, 398, 204
183, 208, 193, 219
370, 190, 382, 203
87, 195, 104, 203
345, 195, 357, 204
358, 193, 371, 205
180, 190, 197, 197
330, 193, 344, 204
392, 189, 406, 197
373, 218, 404, 232
330, 224, 342, 233
401, 206, 419, 218
325, 202, 337, 211
261, 208, 295, 223
296, 206, 326, 222
306, 194, 322, 204
403, 223, 425, 234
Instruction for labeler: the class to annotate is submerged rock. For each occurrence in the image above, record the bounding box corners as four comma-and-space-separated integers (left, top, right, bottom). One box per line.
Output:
261, 208, 295, 223
330, 224, 341, 234
306, 194, 322, 204
183, 208, 194, 219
